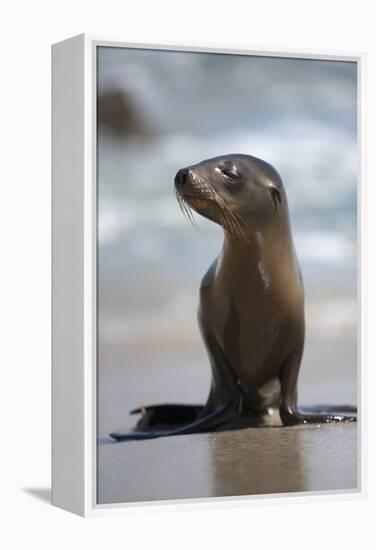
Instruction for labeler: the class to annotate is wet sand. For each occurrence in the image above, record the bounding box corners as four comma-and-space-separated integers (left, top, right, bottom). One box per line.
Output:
98, 423, 357, 504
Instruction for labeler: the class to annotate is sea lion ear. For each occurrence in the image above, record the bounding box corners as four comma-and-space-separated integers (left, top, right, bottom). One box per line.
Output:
268, 183, 282, 209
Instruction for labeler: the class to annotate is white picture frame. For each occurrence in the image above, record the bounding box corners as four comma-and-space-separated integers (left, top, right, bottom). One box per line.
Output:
52, 34, 365, 517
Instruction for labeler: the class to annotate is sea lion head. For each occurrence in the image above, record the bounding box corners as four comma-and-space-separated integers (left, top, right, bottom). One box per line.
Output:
174, 154, 286, 239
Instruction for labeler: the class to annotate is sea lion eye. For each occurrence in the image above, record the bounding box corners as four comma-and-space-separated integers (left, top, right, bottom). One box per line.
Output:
221, 166, 240, 182
269, 185, 282, 210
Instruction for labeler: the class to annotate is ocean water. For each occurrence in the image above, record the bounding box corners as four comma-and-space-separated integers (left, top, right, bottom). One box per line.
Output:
96, 48, 357, 433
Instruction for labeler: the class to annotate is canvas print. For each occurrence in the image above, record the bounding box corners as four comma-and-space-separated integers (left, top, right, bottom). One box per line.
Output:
96, 46, 358, 504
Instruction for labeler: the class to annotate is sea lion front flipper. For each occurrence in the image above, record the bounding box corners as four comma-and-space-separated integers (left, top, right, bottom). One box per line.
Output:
109, 324, 243, 441
279, 348, 357, 426
130, 403, 203, 430
109, 392, 241, 441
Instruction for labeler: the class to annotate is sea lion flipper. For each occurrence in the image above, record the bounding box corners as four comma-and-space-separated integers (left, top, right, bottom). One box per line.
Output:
109, 392, 241, 441
279, 349, 357, 425
299, 404, 357, 414
280, 411, 357, 425
130, 404, 202, 416
130, 404, 203, 428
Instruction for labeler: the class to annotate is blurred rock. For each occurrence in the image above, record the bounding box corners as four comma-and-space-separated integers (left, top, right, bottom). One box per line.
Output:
97, 88, 152, 139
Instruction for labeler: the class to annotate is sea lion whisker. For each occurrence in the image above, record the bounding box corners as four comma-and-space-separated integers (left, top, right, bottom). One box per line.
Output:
211, 194, 234, 236
215, 193, 251, 242
175, 188, 201, 232
216, 199, 239, 240
184, 199, 202, 232
230, 210, 252, 242
175, 189, 188, 221
213, 193, 245, 241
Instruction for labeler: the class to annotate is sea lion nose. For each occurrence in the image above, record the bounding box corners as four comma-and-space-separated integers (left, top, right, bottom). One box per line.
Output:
175, 168, 190, 187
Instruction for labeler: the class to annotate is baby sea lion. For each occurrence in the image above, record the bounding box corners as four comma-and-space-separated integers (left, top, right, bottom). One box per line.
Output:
110, 154, 356, 440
